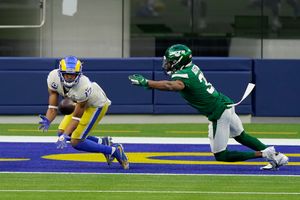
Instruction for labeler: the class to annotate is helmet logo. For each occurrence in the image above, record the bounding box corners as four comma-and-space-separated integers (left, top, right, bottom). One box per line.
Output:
169, 50, 185, 57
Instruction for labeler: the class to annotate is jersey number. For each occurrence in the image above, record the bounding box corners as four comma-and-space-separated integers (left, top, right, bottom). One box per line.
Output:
198, 72, 215, 94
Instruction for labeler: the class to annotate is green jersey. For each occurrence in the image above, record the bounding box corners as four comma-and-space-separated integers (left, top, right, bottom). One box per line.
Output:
171, 63, 233, 121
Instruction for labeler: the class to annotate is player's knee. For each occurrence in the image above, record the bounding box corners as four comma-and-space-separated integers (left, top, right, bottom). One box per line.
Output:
70, 138, 81, 147
214, 150, 228, 161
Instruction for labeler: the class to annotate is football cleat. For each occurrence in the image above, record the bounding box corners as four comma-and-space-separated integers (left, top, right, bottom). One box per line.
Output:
273, 152, 289, 167
112, 143, 129, 170
261, 146, 289, 169
261, 146, 276, 160
101, 136, 115, 165
101, 136, 112, 146
260, 162, 278, 171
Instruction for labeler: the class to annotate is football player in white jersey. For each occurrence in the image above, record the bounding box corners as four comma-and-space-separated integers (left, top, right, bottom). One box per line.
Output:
39, 56, 129, 169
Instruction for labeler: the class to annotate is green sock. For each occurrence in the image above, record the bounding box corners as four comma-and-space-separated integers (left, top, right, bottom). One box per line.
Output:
234, 131, 267, 151
214, 149, 256, 162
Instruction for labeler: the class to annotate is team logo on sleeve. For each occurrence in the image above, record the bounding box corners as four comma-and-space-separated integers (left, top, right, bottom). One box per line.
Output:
51, 82, 58, 89
85, 87, 92, 98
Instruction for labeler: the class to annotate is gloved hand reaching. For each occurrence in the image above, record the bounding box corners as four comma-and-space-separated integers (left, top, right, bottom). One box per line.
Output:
56, 133, 70, 149
38, 115, 51, 132
128, 74, 149, 88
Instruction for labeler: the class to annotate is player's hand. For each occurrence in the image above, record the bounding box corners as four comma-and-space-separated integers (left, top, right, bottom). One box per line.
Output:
38, 115, 51, 132
128, 74, 149, 88
56, 134, 69, 149
57, 132, 71, 141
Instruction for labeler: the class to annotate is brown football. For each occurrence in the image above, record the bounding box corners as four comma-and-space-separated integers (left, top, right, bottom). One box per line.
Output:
58, 98, 75, 115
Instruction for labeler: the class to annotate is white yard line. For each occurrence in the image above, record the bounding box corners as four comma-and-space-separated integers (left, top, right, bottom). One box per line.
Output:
1, 171, 300, 177
0, 136, 299, 145
0, 189, 299, 195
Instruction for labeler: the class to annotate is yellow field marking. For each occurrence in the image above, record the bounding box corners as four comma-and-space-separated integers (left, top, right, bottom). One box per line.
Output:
165, 131, 298, 135
7, 129, 140, 133
286, 153, 300, 157
165, 131, 208, 134
42, 152, 300, 166
8, 129, 57, 132
95, 130, 140, 133
0, 158, 29, 161
251, 131, 298, 135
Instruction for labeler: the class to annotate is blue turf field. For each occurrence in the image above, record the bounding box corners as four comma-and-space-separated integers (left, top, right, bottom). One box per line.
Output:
0, 142, 299, 175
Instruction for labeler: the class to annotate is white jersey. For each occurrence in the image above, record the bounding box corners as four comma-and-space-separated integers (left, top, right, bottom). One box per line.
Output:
47, 69, 111, 108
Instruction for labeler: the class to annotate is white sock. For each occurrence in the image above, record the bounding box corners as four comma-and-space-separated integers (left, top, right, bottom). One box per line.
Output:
111, 147, 116, 155
97, 137, 102, 144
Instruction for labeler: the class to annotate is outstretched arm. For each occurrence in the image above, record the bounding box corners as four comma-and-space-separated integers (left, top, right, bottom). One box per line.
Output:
128, 74, 185, 91
147, 79, 185, 91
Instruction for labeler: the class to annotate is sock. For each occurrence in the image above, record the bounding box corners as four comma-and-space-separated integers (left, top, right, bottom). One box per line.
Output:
234, 131, 267, 151
111, 147, 116, 155
73, 139, 112, 154
214, 149, 256, 162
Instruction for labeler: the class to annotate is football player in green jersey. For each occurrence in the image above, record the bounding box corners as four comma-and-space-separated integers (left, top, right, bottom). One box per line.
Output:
129, 44, 288, 170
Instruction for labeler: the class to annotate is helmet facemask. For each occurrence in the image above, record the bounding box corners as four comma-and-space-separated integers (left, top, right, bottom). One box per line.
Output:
58, 56, 82, 88
60, 72, 81, 88
162, 55, 183, 75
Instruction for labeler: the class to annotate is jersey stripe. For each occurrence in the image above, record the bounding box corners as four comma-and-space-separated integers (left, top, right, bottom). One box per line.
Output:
172, 74, 189, 79
81, 108, 102, 139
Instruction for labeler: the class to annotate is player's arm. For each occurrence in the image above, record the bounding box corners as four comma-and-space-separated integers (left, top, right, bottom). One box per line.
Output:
45, 89, 59, 122
63, 100, 87, 135
128, 74, 185, 91
147, 80, 185, 91
39, 88, 59, 132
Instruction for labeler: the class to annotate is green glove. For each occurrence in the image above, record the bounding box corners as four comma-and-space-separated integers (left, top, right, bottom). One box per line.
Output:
128, 74, 149, 88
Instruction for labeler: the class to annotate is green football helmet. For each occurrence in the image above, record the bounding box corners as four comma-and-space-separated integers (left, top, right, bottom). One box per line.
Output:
162, 44, 192, 75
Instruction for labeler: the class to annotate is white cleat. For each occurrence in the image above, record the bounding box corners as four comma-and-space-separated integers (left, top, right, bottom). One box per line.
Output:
261, 146, 276, 160
260, 162, 278, 171
273, 152, 289, 167
261, 147, 289, 170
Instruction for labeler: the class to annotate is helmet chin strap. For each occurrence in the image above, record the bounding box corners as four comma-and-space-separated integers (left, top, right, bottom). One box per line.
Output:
63, 81, 74, 88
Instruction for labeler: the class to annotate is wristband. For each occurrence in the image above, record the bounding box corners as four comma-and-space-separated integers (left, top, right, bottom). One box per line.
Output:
48, 105, 58, 109
72, 116, 81, 121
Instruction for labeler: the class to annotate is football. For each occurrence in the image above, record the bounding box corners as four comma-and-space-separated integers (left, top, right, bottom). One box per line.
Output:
58, 98, 75, 115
